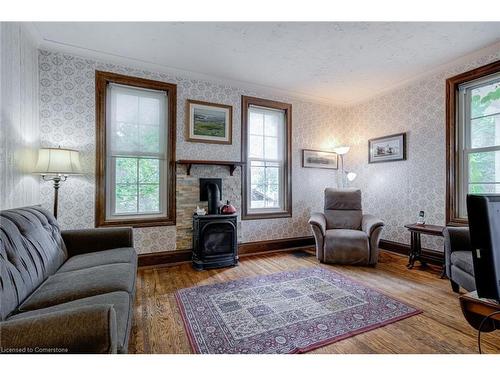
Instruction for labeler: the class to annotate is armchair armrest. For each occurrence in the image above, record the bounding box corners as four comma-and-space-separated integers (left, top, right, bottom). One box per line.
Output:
309, 213, 327, 261
0, 305, 117, 353
443, 226, 471, 277
62, 227, 133, 256
362, 214, 384, 237
309, 212, 326, 236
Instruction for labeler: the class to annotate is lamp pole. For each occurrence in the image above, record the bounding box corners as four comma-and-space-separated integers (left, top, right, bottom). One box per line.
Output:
42, 174, 67, 219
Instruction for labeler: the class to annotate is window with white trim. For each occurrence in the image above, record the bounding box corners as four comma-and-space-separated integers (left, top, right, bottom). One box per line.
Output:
106, 84, 167, 219
457, 72, 500, 218
241, 96, 292, 220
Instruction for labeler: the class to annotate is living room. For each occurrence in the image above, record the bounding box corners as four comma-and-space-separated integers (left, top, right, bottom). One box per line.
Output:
1, 0, 500, 371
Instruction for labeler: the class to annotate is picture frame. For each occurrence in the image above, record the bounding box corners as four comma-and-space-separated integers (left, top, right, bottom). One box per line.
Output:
368, 132, 406, 163
302, 149, 338, 169
186, 99, 232, 144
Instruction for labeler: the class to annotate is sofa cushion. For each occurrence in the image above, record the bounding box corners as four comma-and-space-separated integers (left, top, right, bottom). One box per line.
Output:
0, 206, 66, 320
19, 263, 136, 311
58, 247, 137, 273
324, 229, 369, 264
9, 291, 131, 353
451, 251, 475, 276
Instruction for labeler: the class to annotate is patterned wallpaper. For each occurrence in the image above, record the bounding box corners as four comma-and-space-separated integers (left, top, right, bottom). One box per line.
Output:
37, 46, 500, 254
0, 23, 39, 210
343, 50, 500, 251
38, 50, 345, 253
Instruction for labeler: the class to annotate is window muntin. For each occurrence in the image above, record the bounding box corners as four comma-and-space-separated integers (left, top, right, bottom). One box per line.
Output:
247, 105, 286, 212
457, 73, 500, 218
106, 84, 168, 219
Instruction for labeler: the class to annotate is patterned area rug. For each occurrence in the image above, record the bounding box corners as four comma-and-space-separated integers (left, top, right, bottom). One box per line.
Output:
175, 267, 422, 354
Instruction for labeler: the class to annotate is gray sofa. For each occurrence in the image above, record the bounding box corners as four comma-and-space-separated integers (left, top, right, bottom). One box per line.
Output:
0, 206, 137, 353
443, 226, 475, 293
309, 188, 384, 265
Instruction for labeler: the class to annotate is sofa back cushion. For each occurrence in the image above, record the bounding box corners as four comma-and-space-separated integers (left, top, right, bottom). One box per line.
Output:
324, 188, 362, 230
0, 206, 67, 320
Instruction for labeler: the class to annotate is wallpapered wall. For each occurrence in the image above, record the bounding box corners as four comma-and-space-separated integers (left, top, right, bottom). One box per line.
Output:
343, 49, 500, 251
38, 50, 345, 253
0, 23, 39, 210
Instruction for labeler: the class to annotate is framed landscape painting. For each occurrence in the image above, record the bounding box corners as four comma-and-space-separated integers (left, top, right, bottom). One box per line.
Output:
368, 132, 406, 163
187, 99, 232, 144
302, 149, 338, 169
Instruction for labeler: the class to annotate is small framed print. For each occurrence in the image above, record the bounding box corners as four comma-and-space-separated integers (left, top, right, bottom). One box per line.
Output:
302, 149, 338, 169
187, 99, 232, 144
368, 132, 406, 163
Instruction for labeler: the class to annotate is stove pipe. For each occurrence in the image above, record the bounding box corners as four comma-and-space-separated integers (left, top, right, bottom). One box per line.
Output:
206, 182, 221, 214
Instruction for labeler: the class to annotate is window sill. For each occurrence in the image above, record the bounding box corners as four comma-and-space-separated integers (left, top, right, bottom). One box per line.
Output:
96, 217, 176, 228
242, 211, 292, 221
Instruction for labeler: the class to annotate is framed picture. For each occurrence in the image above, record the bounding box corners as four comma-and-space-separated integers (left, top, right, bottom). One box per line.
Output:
186, 99, 232, 144
302, 149, 338, 169
368, 132, 406, 163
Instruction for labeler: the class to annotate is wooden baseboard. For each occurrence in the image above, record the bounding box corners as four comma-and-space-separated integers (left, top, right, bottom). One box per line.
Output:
138, 236, 315, 268
138, 236, 444, 268
379, 239, 444, 265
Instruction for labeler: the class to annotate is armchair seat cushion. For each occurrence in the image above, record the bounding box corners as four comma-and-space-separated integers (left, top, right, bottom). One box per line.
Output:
451, 251, 475, 275
9, 291, 131, 353
57, 247, 137, 273
324, 229, 369, 264
19, 263, 136, 312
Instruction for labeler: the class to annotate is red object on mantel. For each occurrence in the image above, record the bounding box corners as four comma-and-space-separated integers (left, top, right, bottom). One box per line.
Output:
221, 200, 236, 214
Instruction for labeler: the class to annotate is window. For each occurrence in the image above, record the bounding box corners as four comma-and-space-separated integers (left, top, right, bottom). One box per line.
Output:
241, 96, 292, 219
95, 71, 176, 227
446, 61, 500, 225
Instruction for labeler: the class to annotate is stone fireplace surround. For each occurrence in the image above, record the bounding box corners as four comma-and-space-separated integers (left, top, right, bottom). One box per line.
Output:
176, 164, 242, 251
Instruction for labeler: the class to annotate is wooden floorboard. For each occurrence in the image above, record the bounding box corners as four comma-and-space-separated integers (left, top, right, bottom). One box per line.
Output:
128, 250, 500, 354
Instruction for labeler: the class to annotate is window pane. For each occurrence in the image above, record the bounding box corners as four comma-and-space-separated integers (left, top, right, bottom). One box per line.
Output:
469, 151, 500, 183
115, 184, 137, 213
471, 81, 500, 119
139, 158, 160, 183
471, 114, 500, 149
265, 184, 280, 208
115, 93, 138, 123
249, 135, 264, 158
140, 125, 161, 153
139, 97, 160, 125
469, 184, 500, 194
250, 165, 265, 186
266, 167, 279, 185
139, 184, 160, 212
116, 157, 137, 183
264, 136, 278, 160
249, 111, 264, 135
264, 113, 279, 136
250, 184, 266, 209
113, 122, 139, 151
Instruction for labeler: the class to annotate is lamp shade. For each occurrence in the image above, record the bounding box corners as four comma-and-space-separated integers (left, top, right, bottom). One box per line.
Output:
346, 172, 357, 181
333, 146, 350, 155
34, 147, 83, 175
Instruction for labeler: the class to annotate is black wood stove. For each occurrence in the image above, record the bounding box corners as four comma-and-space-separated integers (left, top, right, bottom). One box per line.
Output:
192, 213, 238, 270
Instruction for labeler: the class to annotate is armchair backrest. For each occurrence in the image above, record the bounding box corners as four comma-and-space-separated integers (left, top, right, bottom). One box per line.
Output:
324, 188, 362, 230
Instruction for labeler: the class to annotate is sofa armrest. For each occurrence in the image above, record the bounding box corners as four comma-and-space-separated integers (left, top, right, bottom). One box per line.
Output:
362, 214, 384, 237
62, 227, 133, 256
443, 226, 471, 277
0, 305, 117, 354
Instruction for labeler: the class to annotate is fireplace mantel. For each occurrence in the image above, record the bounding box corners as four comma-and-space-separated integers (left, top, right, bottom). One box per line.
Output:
176, 160, 245, 176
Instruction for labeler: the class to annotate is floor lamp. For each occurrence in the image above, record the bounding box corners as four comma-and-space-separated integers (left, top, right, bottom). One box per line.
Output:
333, 146, 350, 188
34, 147, 83, 219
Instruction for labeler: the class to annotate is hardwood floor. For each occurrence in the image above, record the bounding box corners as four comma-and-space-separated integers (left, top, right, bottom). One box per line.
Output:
128, 249, 500, 354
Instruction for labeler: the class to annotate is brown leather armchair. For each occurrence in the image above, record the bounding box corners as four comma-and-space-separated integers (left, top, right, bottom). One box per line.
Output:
308, 188, 384, 265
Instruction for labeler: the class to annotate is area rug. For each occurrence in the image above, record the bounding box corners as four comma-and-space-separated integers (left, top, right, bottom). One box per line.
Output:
175, 267, 422, 354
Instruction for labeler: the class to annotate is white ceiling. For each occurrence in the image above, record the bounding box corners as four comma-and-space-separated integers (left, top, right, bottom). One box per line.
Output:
32, 22, 500, 105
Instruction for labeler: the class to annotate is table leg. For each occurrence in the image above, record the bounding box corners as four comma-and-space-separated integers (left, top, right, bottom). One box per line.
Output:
407, 232, 422, 269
